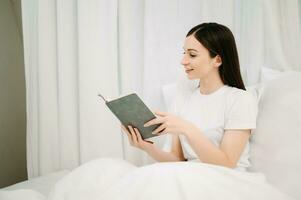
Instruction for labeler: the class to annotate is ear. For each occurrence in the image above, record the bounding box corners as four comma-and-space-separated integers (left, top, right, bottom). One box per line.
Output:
213, 55, 222, 68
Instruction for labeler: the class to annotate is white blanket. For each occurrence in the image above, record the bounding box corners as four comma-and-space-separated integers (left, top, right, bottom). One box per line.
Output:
1, 158, 294, 200
47, 158, 294, 200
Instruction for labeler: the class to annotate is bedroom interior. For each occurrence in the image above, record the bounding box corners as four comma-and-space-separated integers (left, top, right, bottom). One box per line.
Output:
0, 0, 301, 199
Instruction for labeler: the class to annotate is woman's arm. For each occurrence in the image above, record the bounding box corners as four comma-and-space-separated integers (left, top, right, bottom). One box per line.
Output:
121, 125, 185, 162
144, 111, 251, 168
144, 134, 186, 162
184, 126, 250, 168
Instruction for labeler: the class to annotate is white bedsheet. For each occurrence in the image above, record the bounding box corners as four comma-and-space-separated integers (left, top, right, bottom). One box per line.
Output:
1, 158, 295, 200
0, 189, 46, 200
0, 170, 69, 200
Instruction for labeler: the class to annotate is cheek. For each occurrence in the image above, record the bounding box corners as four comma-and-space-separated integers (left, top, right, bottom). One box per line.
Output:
195, 67, 211, 78
193, 58, 212, 72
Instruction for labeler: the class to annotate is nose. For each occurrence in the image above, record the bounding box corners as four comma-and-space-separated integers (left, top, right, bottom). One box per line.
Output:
181, 55, 189, 66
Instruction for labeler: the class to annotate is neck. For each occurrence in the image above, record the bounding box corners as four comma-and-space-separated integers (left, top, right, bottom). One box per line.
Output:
199, 73, 224, 95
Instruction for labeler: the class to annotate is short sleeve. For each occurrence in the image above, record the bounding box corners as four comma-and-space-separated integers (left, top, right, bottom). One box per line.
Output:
224, 90, 258, 130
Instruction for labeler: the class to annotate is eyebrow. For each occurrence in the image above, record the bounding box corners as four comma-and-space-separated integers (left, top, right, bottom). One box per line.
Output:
183, 47, 199, 52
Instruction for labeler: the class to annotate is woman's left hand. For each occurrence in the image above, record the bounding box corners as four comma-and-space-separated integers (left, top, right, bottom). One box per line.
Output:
144, 111, 194, 136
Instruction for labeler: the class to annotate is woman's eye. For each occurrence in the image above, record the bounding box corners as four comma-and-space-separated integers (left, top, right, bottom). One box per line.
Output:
182, 51, 196, 57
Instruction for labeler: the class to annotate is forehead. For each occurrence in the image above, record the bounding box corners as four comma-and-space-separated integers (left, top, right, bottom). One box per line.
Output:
183, 35, 206, 51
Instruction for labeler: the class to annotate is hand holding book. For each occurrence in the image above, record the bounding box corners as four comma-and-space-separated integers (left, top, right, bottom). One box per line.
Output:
121, 124, 155, 150
98, 92, 196, 143
98, 93, 164, 140
144, 110, 196, 137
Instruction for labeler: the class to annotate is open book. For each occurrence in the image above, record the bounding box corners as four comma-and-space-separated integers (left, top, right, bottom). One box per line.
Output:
98, 93, 161, 139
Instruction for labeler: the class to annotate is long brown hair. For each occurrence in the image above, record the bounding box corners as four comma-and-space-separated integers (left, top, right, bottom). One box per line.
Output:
187, 22, 246, 90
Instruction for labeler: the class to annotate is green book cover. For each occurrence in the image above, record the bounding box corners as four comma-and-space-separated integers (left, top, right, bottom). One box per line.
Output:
98, 93, 161, 140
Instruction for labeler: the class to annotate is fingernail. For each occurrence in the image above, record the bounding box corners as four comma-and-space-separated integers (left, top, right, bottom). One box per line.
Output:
152, 132, 156, 135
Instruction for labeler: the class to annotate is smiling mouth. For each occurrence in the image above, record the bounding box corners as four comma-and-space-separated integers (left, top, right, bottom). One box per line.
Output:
185, 69, 194, 73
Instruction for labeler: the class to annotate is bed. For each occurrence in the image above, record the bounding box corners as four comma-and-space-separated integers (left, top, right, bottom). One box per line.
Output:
1, 170, 69, 196
1, 71, 300, 200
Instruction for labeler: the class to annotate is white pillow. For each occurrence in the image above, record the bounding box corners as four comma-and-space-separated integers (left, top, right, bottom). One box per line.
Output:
162, 83, 177, 113
249, 72, 301, 199
161, 79, 199, 113
247, 67, 298, 105
246, 84, 264, 102
260, 67, 295, 83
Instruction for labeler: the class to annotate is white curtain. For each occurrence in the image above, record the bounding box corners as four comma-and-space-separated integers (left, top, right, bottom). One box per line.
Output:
22, 0, 301, 178
22, 0, 125, 178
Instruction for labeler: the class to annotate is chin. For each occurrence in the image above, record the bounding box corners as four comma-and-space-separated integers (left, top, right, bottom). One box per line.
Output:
186, 75, 198, 80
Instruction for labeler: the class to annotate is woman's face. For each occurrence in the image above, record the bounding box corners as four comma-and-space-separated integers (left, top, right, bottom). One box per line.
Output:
181, 35, 220, 80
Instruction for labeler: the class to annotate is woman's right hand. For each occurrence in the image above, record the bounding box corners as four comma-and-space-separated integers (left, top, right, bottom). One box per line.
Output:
121, 125, 154, 151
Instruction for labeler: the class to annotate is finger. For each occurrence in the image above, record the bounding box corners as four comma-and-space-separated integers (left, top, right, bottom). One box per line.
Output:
125, 130, 134, 145
121, 125, 128, 133
152, 124, 166, 135
144, 117, 165, 127
134, 128, 154, 144
154, 110, 168, 117
128, 126, 138, 145
122, 126, 134, 145
158, 127, 166, 135
128, 130, 137, 146
121, 125, 132, 136
134, 128, 143, 142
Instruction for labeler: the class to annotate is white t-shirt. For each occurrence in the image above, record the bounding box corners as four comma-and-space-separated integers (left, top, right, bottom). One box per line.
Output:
164, 84, 258, 171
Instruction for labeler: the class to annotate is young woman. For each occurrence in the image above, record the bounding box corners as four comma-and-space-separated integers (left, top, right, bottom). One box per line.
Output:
48, 23, 292, 200
122, 22, 257, 171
